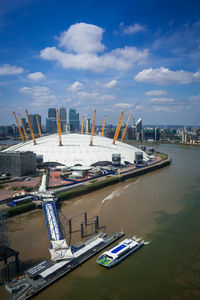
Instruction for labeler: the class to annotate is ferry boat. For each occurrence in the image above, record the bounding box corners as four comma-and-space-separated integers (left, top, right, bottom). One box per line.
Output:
96, 237, 144, 268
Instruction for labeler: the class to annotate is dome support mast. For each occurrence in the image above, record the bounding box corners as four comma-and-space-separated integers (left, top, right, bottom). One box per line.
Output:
18, 112, 28, 141
13, 112, 25, 143
113, 111, 124, 144
90, 109, 96, 146
56, 109, 62, 146
121, 112, 132, 143
36, 114, 42, 138
81, 115, 84, 134
101, 114, 106, 137
26, 109, 36, 145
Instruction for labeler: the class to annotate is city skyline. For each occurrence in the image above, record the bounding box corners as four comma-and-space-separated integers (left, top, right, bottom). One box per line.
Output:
0, 0, 200, 126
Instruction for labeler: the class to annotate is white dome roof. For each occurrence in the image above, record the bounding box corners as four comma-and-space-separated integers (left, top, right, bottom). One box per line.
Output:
5, 133, 149, 167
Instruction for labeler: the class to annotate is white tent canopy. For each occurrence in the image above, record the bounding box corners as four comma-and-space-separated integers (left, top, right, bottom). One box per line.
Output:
5, 133, 149, 167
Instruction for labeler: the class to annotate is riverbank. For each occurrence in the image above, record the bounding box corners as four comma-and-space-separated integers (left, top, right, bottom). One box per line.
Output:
2, 154, 170, 218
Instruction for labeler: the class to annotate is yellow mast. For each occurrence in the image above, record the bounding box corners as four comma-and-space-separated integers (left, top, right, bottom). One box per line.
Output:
121, 112, 132, 142
56, 109, 62, 146
81, 115, 84, 134
18, 112, 28, 141
101, 114, 106, 137
13, 112, 25, 143
90, 109, 96, 146
26, 109, 36, 145
113, 111, 124, 144
36, 114, 42, 137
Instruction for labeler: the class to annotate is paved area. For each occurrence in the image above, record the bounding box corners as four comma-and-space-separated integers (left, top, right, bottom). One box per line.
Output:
0, 177, 40, 202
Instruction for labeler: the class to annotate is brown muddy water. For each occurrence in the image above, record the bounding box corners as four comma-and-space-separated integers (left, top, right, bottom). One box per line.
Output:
1, 143, 200, 300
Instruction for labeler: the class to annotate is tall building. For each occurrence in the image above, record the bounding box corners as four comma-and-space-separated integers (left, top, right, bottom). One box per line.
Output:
136, 118, 143, 141
143, 128, 160, 141
60, 107, 67, 132
85, 118, 91, 134
68, 108, 79, 132
28, 114, 41, 134
46, 108, 57, 134
48, 108, 56, 119
21, 118, 27, 129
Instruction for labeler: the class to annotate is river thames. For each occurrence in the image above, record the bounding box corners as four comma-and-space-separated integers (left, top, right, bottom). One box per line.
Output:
1, 143, 200, 300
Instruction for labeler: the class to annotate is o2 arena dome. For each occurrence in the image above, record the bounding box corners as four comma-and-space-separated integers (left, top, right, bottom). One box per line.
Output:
5, 133, 149, 167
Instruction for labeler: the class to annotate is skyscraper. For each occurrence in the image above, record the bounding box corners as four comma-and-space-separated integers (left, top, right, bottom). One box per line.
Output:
85, 118, 91, 134
28, 114, 42, 134
136, 118, 143, 141
48, 108, 56, 119
68, 108, 80, 132
60, 107, 67, 132
46, 108, 57, 134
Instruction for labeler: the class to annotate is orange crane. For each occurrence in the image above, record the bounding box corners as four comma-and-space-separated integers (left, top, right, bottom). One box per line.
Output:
26, 109, 36, 145
81, 115, 84, 134
18, 112, 28, 141
36, 114, 42, 138
101, 114, 106, 137
113, 111, 124, 144
90, 109, 96, 146
13, 112, 25, 143
121, 112, 132, 142
56, 109, 62, 146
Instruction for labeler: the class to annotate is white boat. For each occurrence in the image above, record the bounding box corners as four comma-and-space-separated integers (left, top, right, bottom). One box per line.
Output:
96, 237, 144, 268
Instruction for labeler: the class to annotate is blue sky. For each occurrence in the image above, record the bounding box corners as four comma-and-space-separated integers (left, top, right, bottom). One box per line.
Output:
0, 0, 200, 126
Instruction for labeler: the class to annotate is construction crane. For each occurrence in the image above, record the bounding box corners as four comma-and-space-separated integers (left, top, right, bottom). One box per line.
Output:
101, 114, 106, 137
56, 109, 62, 146
26, 109, 36, 145
90, 109, 96, 146
121, 112, 132, 143
81, 115, 84, 134
36, 114, 42, 138
113, 111, 124, 144
13, 112, 25, 143
18, 112, 28, 141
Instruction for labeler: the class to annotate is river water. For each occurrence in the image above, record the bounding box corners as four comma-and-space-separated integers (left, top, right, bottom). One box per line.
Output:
1, 143, 200, 299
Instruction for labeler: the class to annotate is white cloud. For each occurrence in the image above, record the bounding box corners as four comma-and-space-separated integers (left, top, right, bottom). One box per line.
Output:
27, 72, 45, 81
105, 80, 117, 88
40, 23, 149, 72
68, 81, 84, 91
77, 91, 116, 102
134, 67, 199, 85
20, 87, 32, 92
115, 103, 133, 108
150, 97, 174, 103
145, 90, 167, 96
193, 69, 200, 79
58, 23, 105, 54
189, 94, 200, 106
120, 22, 146, 35
152, 105, 180, 112
19, 85, 56, 106
0, 64, 24, 75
